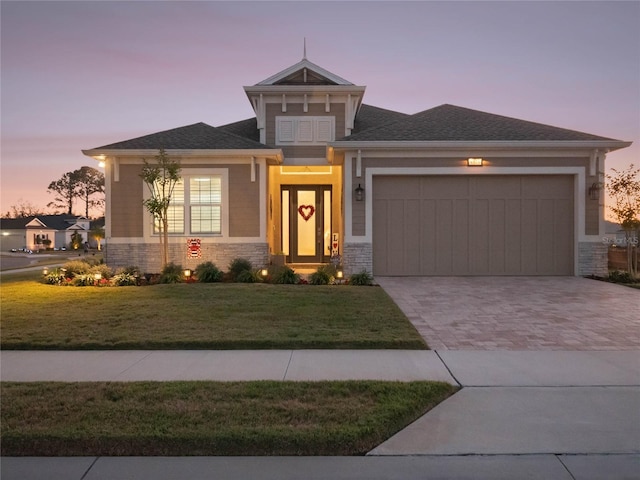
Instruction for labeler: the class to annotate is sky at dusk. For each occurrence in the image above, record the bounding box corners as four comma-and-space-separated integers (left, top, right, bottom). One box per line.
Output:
1, 0, 639, 219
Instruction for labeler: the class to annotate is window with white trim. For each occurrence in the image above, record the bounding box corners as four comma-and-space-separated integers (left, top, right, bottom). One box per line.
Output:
153, 175, 222, 235
275, 116, 335, 145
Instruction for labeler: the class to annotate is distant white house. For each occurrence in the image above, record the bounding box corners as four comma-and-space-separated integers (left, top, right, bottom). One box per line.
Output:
0, 215, 91, 252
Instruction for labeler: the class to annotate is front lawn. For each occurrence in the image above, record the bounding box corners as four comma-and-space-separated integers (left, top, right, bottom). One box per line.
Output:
1, 380, 455, 456
0, 273, 426, 350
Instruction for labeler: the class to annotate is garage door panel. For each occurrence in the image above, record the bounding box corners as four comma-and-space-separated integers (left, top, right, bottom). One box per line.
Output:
373, 175, 574, 276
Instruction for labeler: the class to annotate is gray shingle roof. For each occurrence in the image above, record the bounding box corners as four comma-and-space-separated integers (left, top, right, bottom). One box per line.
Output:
352, 104, 409, 134
217, 118, 260, 142
0, 215, 85, 230
342, 104, 620, 142
93, 122, 271, 150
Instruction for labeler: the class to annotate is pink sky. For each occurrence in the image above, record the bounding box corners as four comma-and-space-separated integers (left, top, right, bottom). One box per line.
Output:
1, 1, 638, 219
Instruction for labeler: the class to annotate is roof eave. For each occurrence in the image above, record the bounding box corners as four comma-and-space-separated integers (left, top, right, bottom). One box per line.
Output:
82, 148, 284, 163
329, 140, 632, 151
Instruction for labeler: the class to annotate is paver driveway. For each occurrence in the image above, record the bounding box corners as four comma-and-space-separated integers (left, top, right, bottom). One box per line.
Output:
376, 277, 640, 350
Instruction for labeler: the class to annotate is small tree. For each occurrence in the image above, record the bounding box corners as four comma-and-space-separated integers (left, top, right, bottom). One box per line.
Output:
69, 232, 83, 250
90, 225, 105, 251
140, 148, 181, 269
606, 164, 640, 277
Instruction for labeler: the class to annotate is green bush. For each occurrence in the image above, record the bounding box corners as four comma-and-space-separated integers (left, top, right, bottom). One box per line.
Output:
608, 270, 635, 283
159, 263, 184, 284
228, 258, 253, 282
349, 270, 373, 286
61, 260, 91, 276
71, 274, 96, 287
236, 269, 260, 283
272, 266, 300, 284
89, 264, 113, 280
111, 272, 138, 286
195, 262, 223, 283
44, 269, 67, 285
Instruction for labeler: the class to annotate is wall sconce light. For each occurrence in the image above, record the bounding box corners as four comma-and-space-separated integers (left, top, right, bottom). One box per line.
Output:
588, 183, 600, 200
355, 184, 364, 201
467, 158, 483, 167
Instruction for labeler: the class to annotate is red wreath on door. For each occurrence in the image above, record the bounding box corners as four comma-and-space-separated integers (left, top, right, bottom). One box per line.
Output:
298, 205, 315, 222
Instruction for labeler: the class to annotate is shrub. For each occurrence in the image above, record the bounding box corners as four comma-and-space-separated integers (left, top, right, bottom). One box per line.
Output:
194, 262, 223, 283
272, 266, 300, 284
236, 269, 260, 283
349, 270, 373, 286
118, 265, 141, 276
70, 273, 96, 287
310, 269, 331, 285
89, 264, 113, 280
62, 260, 91, 276
159, 262, 184, 284
228, 258, 253, 282
111, 272, 138, 286
608, 270, 635, 283
44, 269, 67, 285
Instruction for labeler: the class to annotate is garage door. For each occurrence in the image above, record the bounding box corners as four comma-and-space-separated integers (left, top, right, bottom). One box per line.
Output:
373, 175, 574, 276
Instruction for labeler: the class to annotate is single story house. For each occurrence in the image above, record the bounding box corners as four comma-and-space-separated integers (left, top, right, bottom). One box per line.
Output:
0, 215, 91, 252
83, 56, 631, 276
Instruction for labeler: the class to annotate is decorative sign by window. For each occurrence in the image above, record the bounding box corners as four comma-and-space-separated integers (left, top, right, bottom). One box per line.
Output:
187, 238, 202, 258
298, 205, 315, 222
331, 233, 339, 256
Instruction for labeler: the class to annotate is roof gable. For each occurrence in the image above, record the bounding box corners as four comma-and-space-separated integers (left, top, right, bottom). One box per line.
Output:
343, 104, 622, 142
255, 59, 354, 86
91, 122, 271, 150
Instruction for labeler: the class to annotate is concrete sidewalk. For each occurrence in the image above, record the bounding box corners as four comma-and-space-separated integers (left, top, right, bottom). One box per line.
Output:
4, 454, 640, 480
0, 349, 456, 383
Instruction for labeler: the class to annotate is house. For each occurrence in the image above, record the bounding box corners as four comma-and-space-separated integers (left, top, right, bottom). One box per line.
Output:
82, 56, 631, 276
0, 215, 91, 252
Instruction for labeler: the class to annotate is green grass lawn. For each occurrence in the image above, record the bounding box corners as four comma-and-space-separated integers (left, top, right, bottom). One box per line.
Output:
1, 380, 456, 456
0, 273, 426, 350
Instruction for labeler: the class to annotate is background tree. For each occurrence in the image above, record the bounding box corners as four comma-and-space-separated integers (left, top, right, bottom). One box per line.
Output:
606, 164, 640, 277
75, 166, 105, 217
140, 148, 181, 269
47, 172, 77, 215
3, 200, 46, 218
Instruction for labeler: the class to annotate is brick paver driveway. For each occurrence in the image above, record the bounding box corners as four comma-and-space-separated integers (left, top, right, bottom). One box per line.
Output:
376, 277, 640, 350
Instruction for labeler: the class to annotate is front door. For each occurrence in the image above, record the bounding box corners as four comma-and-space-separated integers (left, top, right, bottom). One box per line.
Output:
281, 185, 332, 263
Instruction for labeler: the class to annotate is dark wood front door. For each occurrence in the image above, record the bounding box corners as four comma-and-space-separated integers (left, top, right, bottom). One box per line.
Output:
282, 185, 332, 263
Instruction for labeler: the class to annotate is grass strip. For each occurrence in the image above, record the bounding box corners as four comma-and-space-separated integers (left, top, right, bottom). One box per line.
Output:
0, 274, 426, 350
1, 381, 456, 456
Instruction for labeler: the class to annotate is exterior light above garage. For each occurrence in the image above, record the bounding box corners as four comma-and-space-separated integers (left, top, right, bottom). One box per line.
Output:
588, 182, 600, 200
355, 184, 364, 201
467, 158, 483, 167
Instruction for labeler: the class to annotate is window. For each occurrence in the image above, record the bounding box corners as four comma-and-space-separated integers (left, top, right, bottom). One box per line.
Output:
152, 175, 222, 235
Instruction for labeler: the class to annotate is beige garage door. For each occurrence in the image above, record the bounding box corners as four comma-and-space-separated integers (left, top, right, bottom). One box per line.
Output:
373, 175, 574, 276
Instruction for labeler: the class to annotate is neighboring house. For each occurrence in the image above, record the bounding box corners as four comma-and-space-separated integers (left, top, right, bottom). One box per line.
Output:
0, 215, 91, 251
82, 56, 631, 276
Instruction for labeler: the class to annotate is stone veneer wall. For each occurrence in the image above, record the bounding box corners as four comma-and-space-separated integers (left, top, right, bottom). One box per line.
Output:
342, 242, 373, 276
578, 242, 608, 277
104, 242, 269, 273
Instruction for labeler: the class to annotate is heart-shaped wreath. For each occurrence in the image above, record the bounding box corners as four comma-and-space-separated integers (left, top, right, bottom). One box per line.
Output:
298, 205, 315, 222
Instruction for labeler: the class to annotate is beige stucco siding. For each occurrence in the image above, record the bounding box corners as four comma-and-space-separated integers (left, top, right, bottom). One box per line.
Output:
228, 164, 260, 237
110, 164, 144, 238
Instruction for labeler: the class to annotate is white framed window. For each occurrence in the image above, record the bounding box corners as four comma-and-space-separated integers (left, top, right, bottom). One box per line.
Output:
151, 173, 224, 235
276, 116, 335, 145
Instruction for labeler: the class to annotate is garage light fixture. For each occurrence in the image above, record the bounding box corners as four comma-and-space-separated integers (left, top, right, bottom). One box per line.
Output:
355, 184, 364, 201
467, 158, 483, 167
588, 183, 600, 201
